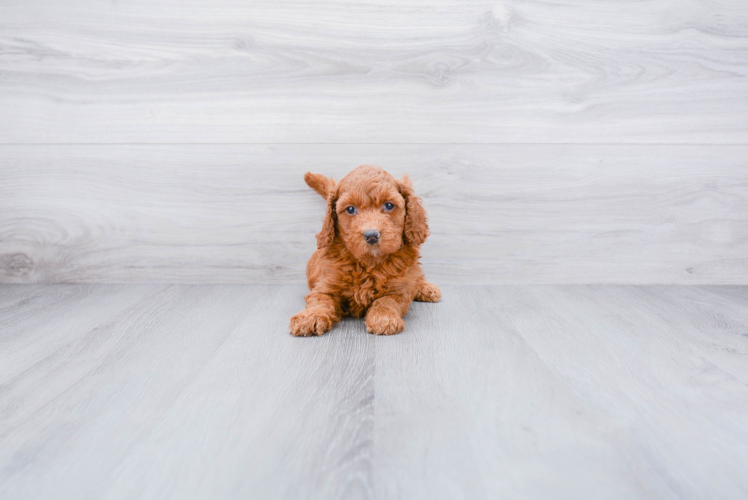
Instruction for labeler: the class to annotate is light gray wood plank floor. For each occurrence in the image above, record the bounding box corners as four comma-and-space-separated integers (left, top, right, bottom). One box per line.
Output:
1, 285, 747, 499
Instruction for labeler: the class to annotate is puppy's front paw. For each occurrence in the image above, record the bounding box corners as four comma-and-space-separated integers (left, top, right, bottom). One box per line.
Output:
289, 309, 335, 337
365, 309, 404, 336
415, 281, 441, 303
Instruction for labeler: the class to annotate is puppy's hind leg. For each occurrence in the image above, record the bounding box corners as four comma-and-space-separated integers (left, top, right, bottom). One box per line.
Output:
414, 281, 441, 303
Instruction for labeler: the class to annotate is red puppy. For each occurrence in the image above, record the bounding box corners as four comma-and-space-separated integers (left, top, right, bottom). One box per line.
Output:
290, 165, 441, 336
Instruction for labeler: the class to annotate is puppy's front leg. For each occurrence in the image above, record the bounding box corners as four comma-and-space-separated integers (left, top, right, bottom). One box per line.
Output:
365, 294, 413, 336
289, 291, 342, 337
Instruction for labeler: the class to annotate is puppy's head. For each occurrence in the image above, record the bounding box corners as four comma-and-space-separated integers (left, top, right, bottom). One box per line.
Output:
309, 165, 429, 260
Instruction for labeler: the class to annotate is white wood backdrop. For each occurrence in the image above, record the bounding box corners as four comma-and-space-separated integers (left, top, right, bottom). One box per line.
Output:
1, 0, 747, 284
2, 0, 748, 144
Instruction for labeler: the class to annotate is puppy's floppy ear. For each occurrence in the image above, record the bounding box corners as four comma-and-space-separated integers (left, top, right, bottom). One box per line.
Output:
316, 188, 338, 249
305, 172, 336, 199
398, 175, 429, 246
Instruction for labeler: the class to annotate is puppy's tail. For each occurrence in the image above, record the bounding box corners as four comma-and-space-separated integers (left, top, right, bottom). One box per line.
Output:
304, 172, 336, 198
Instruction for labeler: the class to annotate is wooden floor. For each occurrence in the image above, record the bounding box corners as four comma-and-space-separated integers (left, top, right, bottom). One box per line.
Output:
1, 284, 747, 499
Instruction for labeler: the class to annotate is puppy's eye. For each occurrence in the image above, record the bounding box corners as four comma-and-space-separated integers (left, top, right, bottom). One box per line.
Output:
346, 206, 357, 215
383, 202, 395, 211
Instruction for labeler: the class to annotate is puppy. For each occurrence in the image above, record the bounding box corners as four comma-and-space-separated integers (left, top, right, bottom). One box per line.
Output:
290, 165, 441, 336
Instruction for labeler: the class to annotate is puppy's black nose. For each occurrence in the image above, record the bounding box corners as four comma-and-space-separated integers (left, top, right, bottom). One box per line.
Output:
363, 229, 380, 245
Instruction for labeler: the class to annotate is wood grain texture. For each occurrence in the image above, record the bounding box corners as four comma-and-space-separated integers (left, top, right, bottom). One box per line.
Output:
1, 0, 747, 143
1, 284, 748, 499
1, 144, 746, 284
0, 285, 375, 500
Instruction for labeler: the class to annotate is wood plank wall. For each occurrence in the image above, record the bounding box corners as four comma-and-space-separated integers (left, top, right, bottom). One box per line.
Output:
1, 0, 747, 284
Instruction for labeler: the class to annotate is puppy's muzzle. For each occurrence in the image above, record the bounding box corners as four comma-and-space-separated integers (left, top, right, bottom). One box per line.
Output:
363, 229, 380, 245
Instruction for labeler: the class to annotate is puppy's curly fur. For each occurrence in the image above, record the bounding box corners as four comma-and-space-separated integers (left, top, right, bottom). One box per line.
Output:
290, 165, 441, 336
